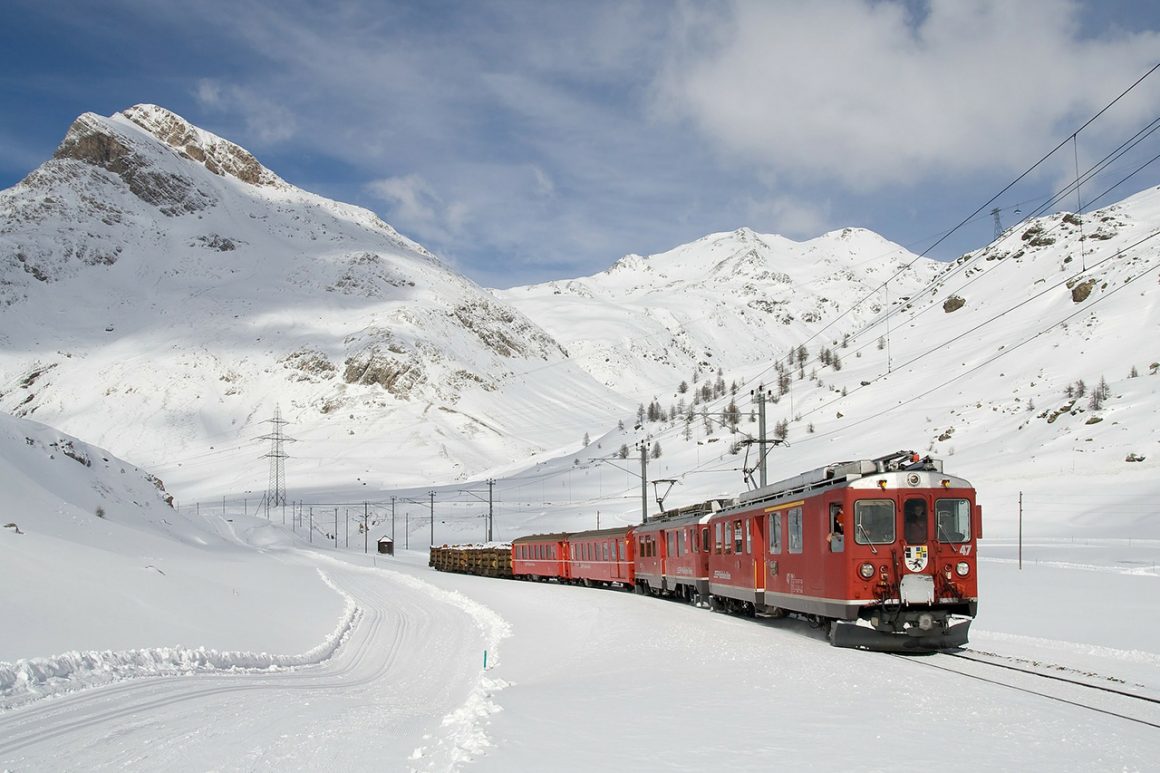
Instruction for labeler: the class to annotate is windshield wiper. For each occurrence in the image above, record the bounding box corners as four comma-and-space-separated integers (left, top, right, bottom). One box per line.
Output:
857, 522, 879, 555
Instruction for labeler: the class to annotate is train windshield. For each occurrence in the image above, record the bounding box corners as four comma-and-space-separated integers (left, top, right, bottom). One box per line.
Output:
904, 498, 928, 544
854, 500, 895, 544
936, 498, 972, 543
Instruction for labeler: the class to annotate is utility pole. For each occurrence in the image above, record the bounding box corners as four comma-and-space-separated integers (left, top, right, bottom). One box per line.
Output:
334, 508, 338, 548
429, 491, 435, 548
487, 479, 495, 542
309, 507, 313, 543
391, 496, 397, 542
638, 441, 649, 523
991, 207, 1002, 239
752, 387, 770, 488
1018, 491, 1023, 571
363, 501, 369, 554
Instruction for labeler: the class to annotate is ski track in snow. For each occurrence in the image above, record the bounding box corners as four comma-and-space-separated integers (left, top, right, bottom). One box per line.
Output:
0, 551, 515, 771
971, 629, 1160, 667
308, 553, 514, 771
0, 568, 361, 711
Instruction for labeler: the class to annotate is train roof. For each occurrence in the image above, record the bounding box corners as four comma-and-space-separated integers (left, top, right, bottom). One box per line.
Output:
568, 525, 634, 540
510, 532, 570, 544
728, 450, 972, 511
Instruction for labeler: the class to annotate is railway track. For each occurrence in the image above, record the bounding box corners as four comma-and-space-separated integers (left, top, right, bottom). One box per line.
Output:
889, 647, 1160, 730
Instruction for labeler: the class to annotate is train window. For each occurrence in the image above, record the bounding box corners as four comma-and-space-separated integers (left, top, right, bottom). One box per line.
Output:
600, 543, 607, 561
854, 501, 896, 545
724, 522, 733, 554
936, 499, 971, 542
619, 541, 626, 561
733, 520, 744, 554
744, 520, 751, 555
904, 498, 928, 544
769, 513, 782, 554
715, 522, 724, 554
683, 529, 690, 554
702, 526, 710, 552
788, 507, 803, 554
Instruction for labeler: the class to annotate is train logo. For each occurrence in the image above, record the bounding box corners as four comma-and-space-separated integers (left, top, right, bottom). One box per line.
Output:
904, 545, 929, 572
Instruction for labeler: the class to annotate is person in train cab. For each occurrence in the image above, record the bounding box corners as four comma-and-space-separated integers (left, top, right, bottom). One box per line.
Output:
904, 499, 928, 544
827, 503, 845, 551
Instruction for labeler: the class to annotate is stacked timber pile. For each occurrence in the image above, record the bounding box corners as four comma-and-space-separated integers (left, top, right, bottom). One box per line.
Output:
429, 543, 513, 578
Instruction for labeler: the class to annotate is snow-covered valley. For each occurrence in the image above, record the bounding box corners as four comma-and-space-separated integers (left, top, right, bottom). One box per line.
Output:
2, 105, 1158, 771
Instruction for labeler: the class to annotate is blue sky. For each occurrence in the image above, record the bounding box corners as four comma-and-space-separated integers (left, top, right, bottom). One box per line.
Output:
3, 1, 1160, 288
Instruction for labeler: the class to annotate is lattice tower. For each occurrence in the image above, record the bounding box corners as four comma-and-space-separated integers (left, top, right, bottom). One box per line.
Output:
259, 404, 296, 508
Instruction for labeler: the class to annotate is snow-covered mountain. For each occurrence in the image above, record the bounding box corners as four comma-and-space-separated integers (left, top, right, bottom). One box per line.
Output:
497, 226, 939, 394
0, 105, 625, 496
2, 104, 1158, 527
484, 186, 1160, 540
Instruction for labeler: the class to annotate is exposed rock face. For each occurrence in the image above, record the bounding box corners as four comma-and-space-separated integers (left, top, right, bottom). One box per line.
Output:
53, 113, 211, 216
452, 298, 564, 359
120, 105, 282, 188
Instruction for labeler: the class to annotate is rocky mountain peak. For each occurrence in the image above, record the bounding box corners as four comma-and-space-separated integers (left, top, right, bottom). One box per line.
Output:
118, 104, 283, 188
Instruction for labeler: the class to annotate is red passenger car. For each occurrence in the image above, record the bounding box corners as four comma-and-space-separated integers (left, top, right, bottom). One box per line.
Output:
511, 533, 569, 581
566, 526, 635, 588
706, 451, 980, 651
632, 504, 717, 604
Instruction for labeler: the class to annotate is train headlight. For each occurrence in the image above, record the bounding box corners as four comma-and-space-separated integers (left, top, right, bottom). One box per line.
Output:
859, 562, 875, 579
956, 561, 970, 577
918, 612, 934, 631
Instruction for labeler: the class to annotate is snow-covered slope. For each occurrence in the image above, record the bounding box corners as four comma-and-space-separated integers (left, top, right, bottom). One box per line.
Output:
470, 188, 1160, 542
497, 226, 938, 395
0, 411, 347, 667
0, 106, 627, 497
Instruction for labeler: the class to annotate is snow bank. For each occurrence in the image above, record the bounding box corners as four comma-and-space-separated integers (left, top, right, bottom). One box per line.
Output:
0, 569, 360, 710
381, 571, 512, 771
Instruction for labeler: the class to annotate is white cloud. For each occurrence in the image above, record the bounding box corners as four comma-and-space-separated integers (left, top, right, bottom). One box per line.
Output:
365, 174, 443, 233
193, 78, 297, 144
657, 0, 1160, 191
746, 194, 832, 239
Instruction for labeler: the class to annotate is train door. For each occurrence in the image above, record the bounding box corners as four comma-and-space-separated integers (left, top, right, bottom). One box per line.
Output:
900, 494, 935, 603
902, 495, 930, 547
751, 515, 766, 592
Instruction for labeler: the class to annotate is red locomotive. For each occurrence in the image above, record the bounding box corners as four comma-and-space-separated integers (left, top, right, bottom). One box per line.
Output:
701, 450, 979, 651
440, 450, 980, 652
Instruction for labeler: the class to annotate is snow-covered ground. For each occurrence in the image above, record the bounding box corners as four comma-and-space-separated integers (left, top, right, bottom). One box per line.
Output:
2, 107, 1159, 771
2, 415, 1157, 771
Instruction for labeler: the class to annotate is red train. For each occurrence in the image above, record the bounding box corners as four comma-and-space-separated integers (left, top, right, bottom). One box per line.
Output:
474, 450, 979, 652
